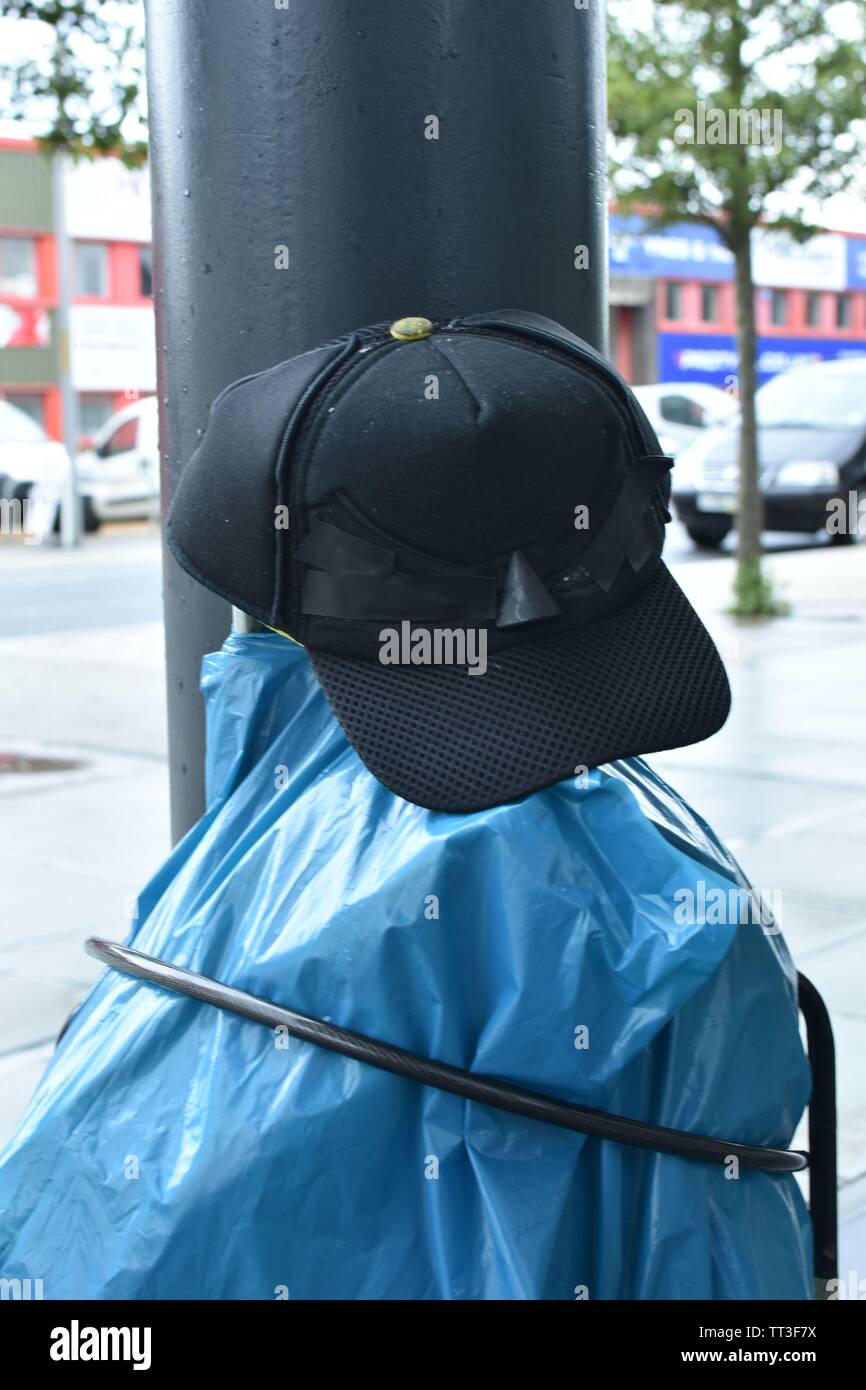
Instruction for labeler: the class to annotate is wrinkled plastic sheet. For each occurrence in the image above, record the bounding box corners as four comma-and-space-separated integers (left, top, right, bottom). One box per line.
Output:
0, 633, 812, 1299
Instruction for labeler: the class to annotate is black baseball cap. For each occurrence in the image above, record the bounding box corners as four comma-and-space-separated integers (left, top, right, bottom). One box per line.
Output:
168, 309, 730, 812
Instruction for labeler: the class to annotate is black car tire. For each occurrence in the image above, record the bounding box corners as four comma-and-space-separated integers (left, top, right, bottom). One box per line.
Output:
828, 489, 864, 545
12, 482, 101, 536
82, 497, 101, 533
9, 482, 48, 534
686, 522, 732, 550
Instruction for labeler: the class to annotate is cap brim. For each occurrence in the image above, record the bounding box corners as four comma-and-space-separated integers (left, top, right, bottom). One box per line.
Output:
307, 563, 730, 813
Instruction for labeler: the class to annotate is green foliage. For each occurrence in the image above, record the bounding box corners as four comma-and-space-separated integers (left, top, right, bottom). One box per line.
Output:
610, 0, 866, 617
728, 558, 790, 617
0, 0, 146, 163
609, 0, 866, 247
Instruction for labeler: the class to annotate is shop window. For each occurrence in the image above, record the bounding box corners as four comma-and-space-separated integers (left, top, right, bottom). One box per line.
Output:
0, 237, 38, 297
700, 285, 718, 322
75, 242, 110, 297
664, 282, 683, 320
3, 393, 45, 429
139, 246, 153, 297
770, 289, 787, 326
78, 395, 116, 438
806, 292, 822, 328
836, 295, 852, 329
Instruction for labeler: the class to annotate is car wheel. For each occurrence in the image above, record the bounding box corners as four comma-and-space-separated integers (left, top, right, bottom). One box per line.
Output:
82, 497, 102, 533
686, 523, 731, 550
828, 490, 864, 546
10, 483, 43, 534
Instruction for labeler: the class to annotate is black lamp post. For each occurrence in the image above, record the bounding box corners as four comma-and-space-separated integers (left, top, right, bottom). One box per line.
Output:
145, 0, 607, 841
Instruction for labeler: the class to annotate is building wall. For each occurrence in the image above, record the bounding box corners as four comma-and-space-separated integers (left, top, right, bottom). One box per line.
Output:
611, 212, 866, 386
0, 139, 154, 443
655, 275, 866, 386
4, 146, 866, 431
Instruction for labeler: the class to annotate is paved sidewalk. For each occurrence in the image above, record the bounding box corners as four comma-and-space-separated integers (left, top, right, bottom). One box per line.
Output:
0, 530, 170, 1142
654, 540, 866, 1275
0, 529, 864, 1282
0, 614, 170, 1140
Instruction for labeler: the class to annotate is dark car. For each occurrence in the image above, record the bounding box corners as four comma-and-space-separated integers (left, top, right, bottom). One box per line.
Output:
672, 355, 866, 548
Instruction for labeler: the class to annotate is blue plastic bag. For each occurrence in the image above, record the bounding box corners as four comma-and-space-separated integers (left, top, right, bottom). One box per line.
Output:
0, 633, 811, 1299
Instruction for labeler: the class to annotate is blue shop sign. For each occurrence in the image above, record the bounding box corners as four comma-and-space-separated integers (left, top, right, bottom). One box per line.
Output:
610, 215, 734, 281
846, 237, 866, 291
658, 331, 866, 386
612, 214, 860, 291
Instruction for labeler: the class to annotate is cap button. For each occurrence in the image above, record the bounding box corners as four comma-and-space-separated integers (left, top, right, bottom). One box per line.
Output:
389, 316, 434, 341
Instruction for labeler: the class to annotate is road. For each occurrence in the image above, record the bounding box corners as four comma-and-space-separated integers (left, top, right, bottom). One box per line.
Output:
0, 523, 163, 638
0, 517, 843, 639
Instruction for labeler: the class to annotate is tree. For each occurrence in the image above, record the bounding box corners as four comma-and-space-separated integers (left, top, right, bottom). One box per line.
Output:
0, 0, 146, 164
608, 0, 866, 615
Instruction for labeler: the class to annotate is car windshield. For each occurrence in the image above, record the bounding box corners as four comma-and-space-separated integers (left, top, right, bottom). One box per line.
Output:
0, 400, 47, 445
756, 368, 866, 429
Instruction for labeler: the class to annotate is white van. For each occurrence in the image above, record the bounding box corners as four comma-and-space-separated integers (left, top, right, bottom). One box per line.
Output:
75, 396, 160, 529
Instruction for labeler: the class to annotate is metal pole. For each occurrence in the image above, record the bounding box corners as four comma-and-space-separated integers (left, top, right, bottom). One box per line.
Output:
145, 0, 607, 842
797, 973, 839, 1297
86, 936, 809, 1175
52, 155, 80, 549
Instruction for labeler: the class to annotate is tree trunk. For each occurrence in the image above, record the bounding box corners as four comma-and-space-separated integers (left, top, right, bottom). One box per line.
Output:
733, 232, 764, 592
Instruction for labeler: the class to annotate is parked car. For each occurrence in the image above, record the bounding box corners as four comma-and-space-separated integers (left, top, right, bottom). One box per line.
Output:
0, 399, 71, 507
633, 381, 739, 457
24, 396, 160, 535
672, 355, 866, 548
75, 396, 160, 530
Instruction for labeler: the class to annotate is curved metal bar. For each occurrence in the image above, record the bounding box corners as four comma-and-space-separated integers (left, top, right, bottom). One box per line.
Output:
797, 972, 838, 1292
86, 938, 808, 1174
